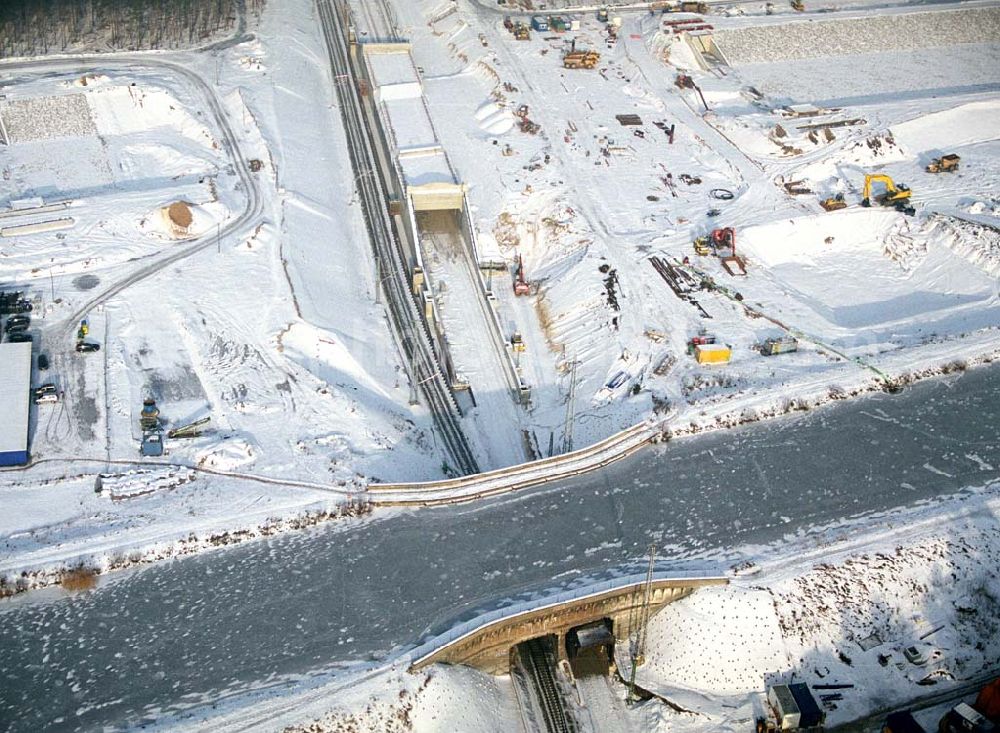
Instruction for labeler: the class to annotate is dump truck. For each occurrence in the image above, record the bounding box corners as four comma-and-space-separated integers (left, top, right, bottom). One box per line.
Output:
926, 154, 960, 173
563, 50, 600, 69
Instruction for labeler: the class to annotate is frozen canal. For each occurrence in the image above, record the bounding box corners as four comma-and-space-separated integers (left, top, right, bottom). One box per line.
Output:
2, 367, 1000, 731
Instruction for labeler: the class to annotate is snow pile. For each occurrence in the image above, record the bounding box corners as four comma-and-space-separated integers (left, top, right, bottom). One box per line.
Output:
285, 665, 518, 733
474, 101, 515, 136
928, 215, 1000, 278
196, 436, 258, 470
714, 8, 1000, 65
99, 468, 196, 500
891, 100, 1000, 151
0, 94, 97, 142
642, 586, 786, 696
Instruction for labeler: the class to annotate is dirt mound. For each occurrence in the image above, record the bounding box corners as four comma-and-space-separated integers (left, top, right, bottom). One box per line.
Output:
167, 201, 193, 229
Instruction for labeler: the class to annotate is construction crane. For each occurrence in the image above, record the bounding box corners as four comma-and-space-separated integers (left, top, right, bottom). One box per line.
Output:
861, 173, 914, 215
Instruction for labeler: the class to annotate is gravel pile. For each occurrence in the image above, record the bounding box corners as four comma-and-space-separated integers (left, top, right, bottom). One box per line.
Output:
0, 94, 97, 143
715, 7, 1000, 65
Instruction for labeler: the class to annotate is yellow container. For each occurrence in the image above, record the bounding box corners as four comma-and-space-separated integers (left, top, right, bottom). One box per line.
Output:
695, 344, 731, 364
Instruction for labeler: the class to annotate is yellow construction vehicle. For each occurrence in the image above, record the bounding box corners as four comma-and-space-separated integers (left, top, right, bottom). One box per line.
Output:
862, 173, 914, 214
563, 50, 600, 69
790, 0, 805, 10
820, 193, 847, 211
693, 236, 711, 256
926, 154, 960, 173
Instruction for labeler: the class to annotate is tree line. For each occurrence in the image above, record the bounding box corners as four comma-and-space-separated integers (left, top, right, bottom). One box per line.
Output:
0, 0, 266, 57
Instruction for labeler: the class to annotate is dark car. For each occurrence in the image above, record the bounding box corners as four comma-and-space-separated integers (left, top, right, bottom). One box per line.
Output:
37, 354, 49, 370
33, 383, 57, 397
75, 341, 100, 353
6, 315, 30, 330
6, 331, 32, 343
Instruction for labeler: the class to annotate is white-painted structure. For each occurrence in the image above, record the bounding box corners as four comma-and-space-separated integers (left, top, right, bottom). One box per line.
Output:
363, 43, 465, 211
0, 342, 31, 466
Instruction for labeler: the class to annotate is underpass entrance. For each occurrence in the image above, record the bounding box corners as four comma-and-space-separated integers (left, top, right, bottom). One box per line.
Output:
566, 619, 614, 679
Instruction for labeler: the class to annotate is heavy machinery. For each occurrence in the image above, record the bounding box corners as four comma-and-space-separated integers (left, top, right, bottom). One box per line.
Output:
711, 227, 736, 257
597, 6, 609, 22
168, 416, 211, 439
140, 397, 161, 431
513, 22, 530, 40
791, 0, 805, 11
563, 49, 600, 69
926, 154, 960, 173
761, 336, 798, 356
693, 227, 736, 257
513, 255, 530, 296
862, 173, 914, 215
820, 193, 847, 211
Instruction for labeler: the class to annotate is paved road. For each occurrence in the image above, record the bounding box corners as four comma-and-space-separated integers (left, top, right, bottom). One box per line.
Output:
1, 367, 999, 731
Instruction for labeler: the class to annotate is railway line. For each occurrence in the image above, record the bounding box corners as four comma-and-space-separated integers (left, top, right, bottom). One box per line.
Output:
316, 0, 479, 475
519, 638, 579, 733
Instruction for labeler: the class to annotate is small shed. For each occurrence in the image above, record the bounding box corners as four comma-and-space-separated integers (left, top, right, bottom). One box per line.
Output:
695, 343, 731, 364
0, 342, 31, 466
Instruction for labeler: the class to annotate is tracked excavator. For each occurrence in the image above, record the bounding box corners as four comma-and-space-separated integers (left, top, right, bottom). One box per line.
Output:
861, 173, 914, 215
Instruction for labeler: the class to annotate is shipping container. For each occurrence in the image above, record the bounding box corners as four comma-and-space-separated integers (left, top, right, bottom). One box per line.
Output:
531, 15, 548, 31
762, 337, 798, 356
695, 343, 731, 364
789, 683, 824, 729
768, 685, 801, 731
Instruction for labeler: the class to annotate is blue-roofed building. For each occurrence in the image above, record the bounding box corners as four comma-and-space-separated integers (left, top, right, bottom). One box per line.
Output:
0, 342, 31, 466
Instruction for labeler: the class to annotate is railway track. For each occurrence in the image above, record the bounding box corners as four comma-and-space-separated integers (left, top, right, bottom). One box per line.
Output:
317, 0, 479, 475
520, 638, 578, 733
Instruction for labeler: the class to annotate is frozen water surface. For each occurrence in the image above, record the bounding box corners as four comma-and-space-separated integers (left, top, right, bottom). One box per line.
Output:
1, 367, 999, 731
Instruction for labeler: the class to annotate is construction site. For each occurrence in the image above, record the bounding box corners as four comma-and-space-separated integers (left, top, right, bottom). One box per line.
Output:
0, 0, 999, 731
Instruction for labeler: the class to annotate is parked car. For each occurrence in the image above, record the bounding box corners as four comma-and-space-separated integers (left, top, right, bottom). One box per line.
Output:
33, 383, 57, 397
6, 314, 30, 330
34, 392, 59, 405
75, 341, 100, 353
37, 354, 49, 370
904, 645, 929, 666
6, 331, 32, 343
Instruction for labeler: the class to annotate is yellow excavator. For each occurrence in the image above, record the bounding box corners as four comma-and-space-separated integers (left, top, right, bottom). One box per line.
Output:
862, 173, 915, 215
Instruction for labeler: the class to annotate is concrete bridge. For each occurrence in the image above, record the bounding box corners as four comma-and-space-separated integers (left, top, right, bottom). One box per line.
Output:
410, 573, 728, 675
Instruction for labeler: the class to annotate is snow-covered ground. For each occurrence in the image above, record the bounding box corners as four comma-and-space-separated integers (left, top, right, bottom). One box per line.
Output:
0, 0, 449, 590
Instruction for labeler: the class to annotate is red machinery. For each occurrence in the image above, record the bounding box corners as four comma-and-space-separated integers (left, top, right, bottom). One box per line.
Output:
710, 227, 735, 258
514, 255, 531, 296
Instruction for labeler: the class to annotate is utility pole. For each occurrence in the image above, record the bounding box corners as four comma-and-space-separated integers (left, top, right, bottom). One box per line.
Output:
562, 358, 578, 454
628, 544, 657, 704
